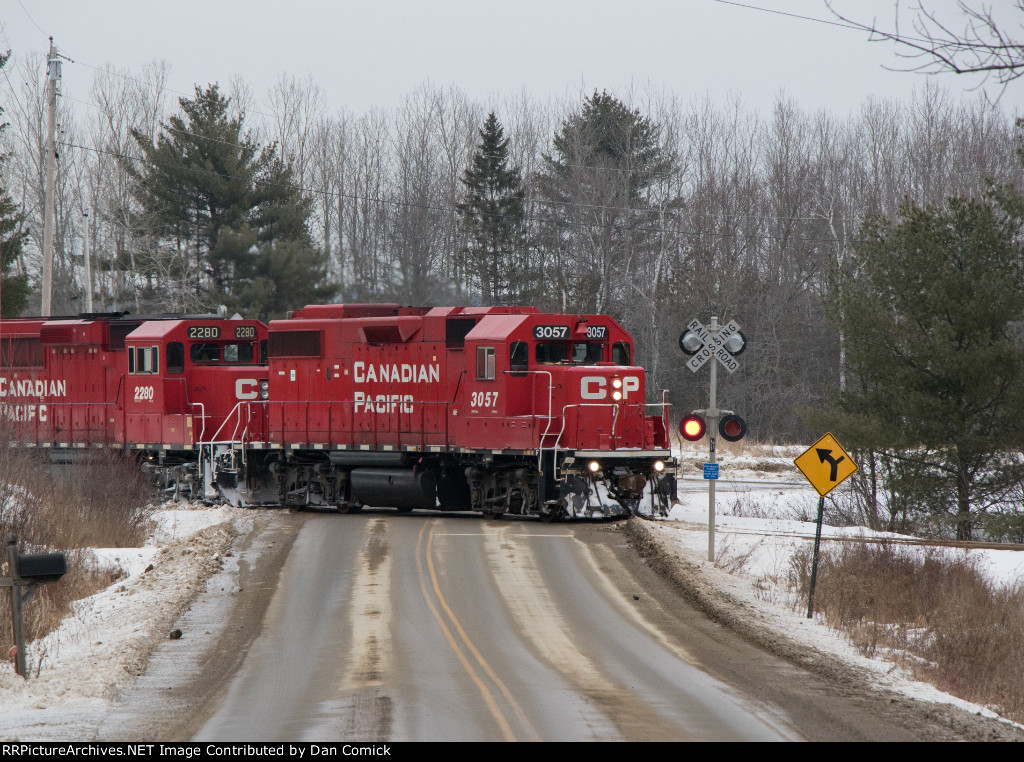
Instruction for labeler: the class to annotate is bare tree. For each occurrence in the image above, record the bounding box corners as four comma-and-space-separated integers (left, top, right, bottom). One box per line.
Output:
266, 73, 324, 191
84, 61, 169, 310
827, 1, 1024, 94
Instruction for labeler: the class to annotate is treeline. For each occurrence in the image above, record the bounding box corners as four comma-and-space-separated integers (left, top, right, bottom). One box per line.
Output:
0, 51, 1021, 443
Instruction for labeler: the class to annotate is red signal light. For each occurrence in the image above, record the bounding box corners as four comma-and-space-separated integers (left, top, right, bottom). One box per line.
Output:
679, 414, 707, 442
718, 414, 747, 442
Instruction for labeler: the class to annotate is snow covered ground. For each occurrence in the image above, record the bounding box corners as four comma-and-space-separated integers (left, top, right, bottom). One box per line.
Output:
0, 504, 251, 741
1, 447, 1023, 740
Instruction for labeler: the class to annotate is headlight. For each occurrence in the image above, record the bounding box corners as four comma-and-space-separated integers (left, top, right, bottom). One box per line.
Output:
588, 460, 601, 473
612, 391, 622, 401
653, 460, 665, 472
612, 378, 622, 389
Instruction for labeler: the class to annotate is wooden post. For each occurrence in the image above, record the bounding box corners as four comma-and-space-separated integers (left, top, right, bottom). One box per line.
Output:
5, 534, 26, 678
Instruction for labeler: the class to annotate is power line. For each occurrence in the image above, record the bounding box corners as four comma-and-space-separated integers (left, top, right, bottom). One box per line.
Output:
15, 1, 47, 36
711, 0, 865, 33
713, 0, 1004, 53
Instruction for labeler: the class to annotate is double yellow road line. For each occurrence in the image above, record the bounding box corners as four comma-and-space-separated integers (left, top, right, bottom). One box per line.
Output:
414, 521, 539, 742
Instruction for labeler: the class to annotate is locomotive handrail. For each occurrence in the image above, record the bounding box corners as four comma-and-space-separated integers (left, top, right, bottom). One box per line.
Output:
204, 401, 247, 445
646, 396, 674, 448
553, 403, 621, 464
230, 403, 245, 445
191, 402, 206, 443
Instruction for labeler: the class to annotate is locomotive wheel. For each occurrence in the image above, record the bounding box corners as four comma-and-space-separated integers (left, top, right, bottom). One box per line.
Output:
336, 501, 363, 514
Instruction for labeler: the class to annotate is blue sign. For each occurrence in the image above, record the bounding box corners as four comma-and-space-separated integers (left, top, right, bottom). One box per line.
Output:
703, 463, 719, 480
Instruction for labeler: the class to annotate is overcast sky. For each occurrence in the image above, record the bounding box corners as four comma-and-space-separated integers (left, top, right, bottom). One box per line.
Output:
1, 0, 1021, 121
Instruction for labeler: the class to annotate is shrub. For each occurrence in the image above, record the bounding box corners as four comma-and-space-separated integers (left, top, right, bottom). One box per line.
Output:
791, 542, 1024, 721
0, 442, 155, 646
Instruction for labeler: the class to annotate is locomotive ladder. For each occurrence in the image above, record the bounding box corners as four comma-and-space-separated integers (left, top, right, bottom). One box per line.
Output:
197, 401, 253, 506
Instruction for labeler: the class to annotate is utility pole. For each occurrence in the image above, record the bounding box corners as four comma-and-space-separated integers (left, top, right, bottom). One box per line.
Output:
41, 37, 60, 317
83, 211, 93, 312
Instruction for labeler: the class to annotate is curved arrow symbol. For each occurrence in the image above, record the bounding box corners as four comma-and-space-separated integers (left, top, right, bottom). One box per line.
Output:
816, 448, 845, 481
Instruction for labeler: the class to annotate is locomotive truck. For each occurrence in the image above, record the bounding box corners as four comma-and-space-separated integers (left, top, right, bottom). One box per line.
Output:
0, 304, 677, 520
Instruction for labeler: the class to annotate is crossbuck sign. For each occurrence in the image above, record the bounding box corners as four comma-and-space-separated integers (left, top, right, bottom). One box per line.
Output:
684, 318, 742, 374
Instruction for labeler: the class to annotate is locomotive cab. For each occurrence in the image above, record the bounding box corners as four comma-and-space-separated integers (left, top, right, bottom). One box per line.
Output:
458, 313, 675, 518
123, 318, 269, 448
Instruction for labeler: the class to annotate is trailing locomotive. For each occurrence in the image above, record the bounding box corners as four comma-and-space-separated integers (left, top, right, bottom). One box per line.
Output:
0, 304, 677, 519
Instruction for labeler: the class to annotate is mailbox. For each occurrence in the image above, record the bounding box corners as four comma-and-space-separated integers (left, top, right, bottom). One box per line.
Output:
17, 553, 67, 584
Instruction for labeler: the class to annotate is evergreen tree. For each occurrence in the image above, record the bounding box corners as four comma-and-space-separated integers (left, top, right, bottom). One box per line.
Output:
457, 113, 528, 303
129, 85, 332, 317
537, 91, 674, 314
0, 50, 30, 317
829, 196, 1024, 540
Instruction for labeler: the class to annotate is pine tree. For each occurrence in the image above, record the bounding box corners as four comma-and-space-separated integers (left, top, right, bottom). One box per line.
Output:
537, 91, 674, 314
457, 113, 528, 303
129, 85, 332, 317
829, 196, 1024, 540
0, 50, 30, 317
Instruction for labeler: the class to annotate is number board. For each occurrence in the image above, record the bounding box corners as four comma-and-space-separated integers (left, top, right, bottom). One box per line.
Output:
585, 325, 607, 340
187, 325, 221, 340
235, 325, 257, 339
533, 325, 570, 340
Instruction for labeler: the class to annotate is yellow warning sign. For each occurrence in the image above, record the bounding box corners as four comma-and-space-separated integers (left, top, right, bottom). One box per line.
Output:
794, 432, 858, 497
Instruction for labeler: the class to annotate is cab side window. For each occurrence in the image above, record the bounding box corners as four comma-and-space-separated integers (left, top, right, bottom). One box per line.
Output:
131, 346, 160, 374
167, 342, 185, 375
476, 346, 496, 380
510, 341, 528, 375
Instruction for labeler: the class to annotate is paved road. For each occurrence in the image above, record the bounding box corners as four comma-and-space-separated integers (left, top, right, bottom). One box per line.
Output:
190, 509, 949, 742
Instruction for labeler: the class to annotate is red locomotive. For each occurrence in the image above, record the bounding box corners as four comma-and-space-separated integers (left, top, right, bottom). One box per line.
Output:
0, 304, 677, 519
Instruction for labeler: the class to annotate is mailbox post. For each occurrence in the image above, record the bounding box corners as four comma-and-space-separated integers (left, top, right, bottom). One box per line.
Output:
3, 534, 67, 678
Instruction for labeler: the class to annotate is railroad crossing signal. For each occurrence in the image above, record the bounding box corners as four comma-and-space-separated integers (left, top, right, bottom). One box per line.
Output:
794, 433, 858, 497
678, 315, 749, 563
679, 318, 745, 374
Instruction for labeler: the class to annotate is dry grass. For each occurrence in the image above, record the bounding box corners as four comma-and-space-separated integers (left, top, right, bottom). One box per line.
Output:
790, 543, 1024, 721
0, 439, 155, 646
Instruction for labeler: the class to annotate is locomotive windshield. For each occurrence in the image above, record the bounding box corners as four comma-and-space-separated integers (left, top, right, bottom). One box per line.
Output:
189, 342, 256, 364
534, 341, 604, 365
